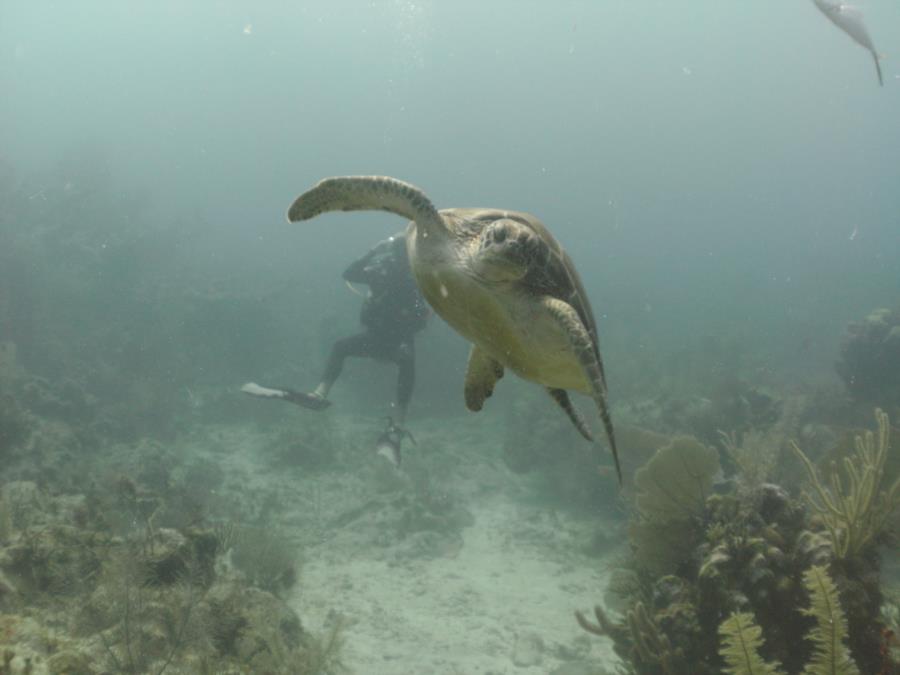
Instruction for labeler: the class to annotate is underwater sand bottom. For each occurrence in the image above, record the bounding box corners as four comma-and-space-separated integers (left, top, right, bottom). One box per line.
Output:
299, 498, 618, 674
259, 415, 623, 675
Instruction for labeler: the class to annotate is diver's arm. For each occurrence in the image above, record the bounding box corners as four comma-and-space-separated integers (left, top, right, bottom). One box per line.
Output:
342, 239, 394, 284
342, 248, 378, 283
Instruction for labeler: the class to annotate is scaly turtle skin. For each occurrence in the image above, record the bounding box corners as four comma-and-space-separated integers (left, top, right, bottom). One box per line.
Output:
287, 176, 621, 483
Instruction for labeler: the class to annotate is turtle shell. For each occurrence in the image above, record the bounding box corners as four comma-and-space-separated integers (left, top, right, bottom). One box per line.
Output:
442, 207, 603, 369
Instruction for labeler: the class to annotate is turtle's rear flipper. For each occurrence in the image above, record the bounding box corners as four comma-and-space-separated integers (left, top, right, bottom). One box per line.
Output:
240, 383, 331, 411
547, 388, 594, 442
464, 346, 504, 412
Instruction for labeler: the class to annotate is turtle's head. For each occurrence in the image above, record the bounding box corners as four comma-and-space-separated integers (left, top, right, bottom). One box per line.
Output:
471, 217, 543, 284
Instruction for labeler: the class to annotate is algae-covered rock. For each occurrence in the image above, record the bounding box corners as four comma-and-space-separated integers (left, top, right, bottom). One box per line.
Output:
46, 650, 95, 675
229, 525, 298, 594
139, 527, 216, 587
2, 524, 105, 599
206, 578, 344, 674
0, 482, 47, 530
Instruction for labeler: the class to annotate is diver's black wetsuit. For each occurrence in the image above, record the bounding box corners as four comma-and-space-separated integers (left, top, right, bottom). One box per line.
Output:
319, 235, 429, 414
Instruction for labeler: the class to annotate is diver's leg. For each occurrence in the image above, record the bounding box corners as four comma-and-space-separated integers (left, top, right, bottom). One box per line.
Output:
242, 333, 374, 411
391, 338, 415, 427
315, 332, 374, 399
373, 337, 417, 466
240, 382, 332, 411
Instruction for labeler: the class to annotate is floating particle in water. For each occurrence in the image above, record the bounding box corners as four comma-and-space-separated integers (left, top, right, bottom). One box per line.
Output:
243, 24, 253, 35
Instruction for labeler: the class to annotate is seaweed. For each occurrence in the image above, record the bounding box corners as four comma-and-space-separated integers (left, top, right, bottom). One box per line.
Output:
717, 565, 859, 675
801, 565, 859, 675
85, 539, 208, 675
718, 612, 782, 675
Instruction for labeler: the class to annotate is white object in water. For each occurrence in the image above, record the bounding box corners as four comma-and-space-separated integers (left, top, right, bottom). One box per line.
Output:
240, 382, 287, 398
812, 0, 883, 86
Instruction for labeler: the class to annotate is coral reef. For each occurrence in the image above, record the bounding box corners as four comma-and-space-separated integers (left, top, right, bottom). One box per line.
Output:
718, 395, 807, 492
576, 410, 899, 674
0, 474, 343, 675
791, 409, 900, 671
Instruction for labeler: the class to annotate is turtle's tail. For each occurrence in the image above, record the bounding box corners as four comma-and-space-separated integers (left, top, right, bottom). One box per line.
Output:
287, 176, 446, 232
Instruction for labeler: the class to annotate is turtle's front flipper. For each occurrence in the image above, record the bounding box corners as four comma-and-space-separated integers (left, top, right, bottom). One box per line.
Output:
542, 297, 621, 485
547, 388, 593, 442
286, 176, 446, 235
464, 345, 504, 411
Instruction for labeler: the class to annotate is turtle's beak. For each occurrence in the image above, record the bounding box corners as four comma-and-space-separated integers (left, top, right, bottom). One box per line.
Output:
472, 256, 528, 283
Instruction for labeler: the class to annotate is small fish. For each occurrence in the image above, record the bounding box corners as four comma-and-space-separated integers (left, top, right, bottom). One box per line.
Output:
812, 0, 883, 86
849, 225, 859, 240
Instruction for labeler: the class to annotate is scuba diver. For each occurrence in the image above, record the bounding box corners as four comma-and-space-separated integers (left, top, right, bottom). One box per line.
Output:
242, 232, 430, 465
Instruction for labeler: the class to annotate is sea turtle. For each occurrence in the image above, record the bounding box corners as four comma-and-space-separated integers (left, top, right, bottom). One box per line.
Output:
287, 176, 621, 482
